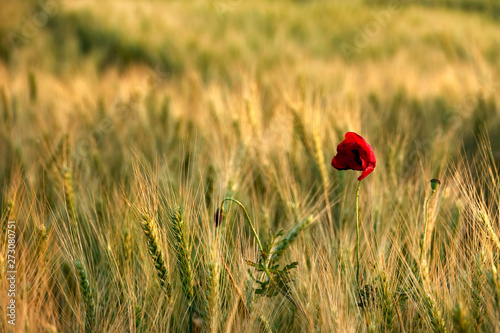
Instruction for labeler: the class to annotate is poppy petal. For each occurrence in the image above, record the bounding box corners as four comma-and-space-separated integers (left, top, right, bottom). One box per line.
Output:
357, 164, 375, 181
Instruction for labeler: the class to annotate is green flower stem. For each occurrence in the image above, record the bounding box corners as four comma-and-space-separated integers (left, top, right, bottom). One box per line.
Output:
355, 180, 362, 286
220, 197, 263, 252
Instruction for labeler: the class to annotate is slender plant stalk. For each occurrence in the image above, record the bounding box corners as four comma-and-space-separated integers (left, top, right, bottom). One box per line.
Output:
355, 180, 362, 286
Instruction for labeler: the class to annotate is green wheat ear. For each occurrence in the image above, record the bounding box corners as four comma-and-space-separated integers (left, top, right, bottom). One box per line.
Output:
28, 71, 37, 103
1, 199, 14, 235
123, 230, 132, 262
139, 212, 172, 297
290, 106, 313, 157
63, 166, 77, 223
0, 252, 4, 281
423, 293, 447, 333
452, 302, 472, 333
37, 224, 49, 265
377, 271, 395, 331
471, 252, 486, 330
1, 87, 10, 125
258, 314, 273, 333
270, 215, 313, 263
75, 260, 96, 333
171, 206, 194, 302
204, 258, 220, 333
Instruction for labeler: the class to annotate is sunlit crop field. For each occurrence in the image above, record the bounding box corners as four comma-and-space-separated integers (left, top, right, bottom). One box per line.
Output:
1, 0, 500, 332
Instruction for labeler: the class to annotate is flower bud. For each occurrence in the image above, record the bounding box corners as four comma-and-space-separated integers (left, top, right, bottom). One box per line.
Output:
214, 207, 225, 228
430, 178, 441, 192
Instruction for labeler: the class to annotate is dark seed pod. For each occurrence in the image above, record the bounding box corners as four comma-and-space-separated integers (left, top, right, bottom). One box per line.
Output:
214, 208, 225, 228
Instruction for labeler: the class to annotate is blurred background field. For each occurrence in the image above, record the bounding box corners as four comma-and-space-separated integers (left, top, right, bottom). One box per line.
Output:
0, 0, 500, 332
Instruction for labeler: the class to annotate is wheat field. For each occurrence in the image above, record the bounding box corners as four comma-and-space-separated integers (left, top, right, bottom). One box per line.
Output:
0, 0, 500, 332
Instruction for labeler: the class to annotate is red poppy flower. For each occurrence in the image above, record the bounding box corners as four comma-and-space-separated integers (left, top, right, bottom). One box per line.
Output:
331, 132, 376, 181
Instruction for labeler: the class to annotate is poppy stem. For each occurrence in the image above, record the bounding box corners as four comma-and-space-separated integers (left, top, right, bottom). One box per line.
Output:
220, 197, 264, 253
355, 180, 362, 286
